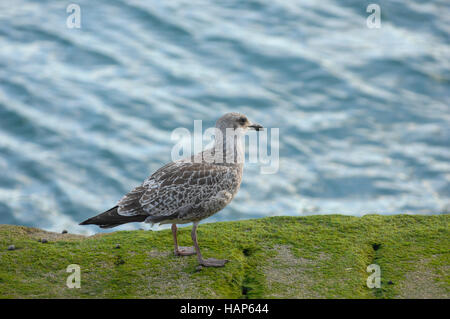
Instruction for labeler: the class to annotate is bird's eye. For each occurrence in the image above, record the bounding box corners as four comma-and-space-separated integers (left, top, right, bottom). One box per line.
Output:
239, 117, 247, 124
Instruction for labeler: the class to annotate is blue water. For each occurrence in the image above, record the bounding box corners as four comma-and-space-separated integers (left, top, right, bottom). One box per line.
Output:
0, 0, 449, 235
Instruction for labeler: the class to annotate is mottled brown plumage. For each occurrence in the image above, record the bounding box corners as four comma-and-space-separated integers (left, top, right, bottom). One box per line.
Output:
80, 113, 263, 267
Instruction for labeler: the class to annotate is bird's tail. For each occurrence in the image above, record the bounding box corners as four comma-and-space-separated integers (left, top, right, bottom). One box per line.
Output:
79, 206, 146, 229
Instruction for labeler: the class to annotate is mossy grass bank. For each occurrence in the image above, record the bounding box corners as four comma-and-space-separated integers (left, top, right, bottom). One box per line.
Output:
0, 214, 448, 298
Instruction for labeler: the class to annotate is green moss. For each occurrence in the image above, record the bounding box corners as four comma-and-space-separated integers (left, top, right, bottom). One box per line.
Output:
0, 215, 448, 298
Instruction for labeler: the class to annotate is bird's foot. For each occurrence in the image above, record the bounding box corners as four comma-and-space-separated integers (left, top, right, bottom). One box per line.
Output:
199, 258, 228, 267
175, 246, 196, 256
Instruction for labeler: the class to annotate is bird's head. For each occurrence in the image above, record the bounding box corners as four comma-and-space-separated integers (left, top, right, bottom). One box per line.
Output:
215, 112, 263, 134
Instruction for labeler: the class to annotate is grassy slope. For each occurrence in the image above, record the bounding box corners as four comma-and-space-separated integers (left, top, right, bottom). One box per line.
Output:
0, 214, 448, 299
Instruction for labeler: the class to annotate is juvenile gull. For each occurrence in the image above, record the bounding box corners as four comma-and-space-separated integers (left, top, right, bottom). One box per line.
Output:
80, 113, 263, 267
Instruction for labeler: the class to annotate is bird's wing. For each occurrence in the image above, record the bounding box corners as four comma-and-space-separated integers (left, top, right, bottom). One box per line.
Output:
114, 185, 143, 216
117, 161, 235, 218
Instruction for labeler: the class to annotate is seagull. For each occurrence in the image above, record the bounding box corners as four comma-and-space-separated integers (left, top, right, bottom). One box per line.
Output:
80, 113, 263, 267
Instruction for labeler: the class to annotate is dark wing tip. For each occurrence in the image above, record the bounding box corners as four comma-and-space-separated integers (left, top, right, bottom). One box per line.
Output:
79, 217, 96, 226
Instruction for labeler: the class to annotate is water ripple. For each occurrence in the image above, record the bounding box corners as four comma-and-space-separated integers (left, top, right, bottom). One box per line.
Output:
0, 0, 448, 234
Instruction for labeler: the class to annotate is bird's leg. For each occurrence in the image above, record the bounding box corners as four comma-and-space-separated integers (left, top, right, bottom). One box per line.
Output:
171, 224, 195, 256
191, 222, 228, 267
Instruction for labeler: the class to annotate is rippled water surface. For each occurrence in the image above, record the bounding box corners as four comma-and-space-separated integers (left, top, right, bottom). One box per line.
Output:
0, 0, 449, 234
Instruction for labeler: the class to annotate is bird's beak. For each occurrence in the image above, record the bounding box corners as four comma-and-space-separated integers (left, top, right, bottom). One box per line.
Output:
248, 122, 264, 131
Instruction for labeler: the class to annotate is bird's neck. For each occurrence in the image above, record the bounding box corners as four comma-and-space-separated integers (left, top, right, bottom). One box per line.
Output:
213, 129, 245, 165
